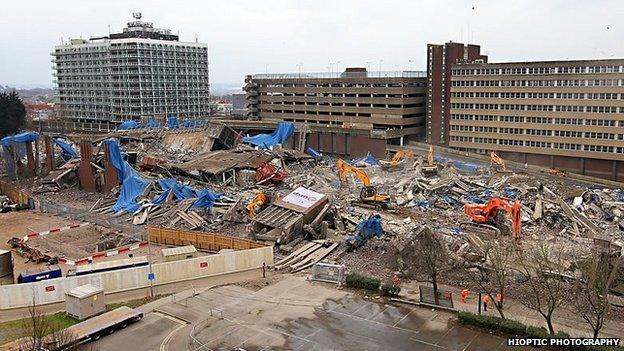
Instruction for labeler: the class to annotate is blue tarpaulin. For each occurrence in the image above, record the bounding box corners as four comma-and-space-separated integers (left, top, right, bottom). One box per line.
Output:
151, 178, 222, 209
347, 152, 379, 166
242, 122, 295, 149
145, 117, 161, 129
180, 119, 206, 129
306, 147, 322, 159
1, 131, 40, 148
117, 120, 143, 130
346, 215, 384, 247
52, 137, 78, 160
104, 139, 150, 213
167, 116, 179, 129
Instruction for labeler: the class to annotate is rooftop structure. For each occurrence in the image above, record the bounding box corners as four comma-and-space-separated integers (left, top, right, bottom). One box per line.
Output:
52, 14, 209, 123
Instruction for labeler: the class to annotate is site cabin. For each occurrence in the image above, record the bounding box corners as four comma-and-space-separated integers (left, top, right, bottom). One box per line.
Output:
2, 306, 144, 350
68, 256, 148, 276
161, 245, 198, 262
65, 284, 106, 320
17, 265, 62, 284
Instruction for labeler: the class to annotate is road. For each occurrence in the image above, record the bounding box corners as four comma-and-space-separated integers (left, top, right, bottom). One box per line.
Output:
92, 275, 536, 351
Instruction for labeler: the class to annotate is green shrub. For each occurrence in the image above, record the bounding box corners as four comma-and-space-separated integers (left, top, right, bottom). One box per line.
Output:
499, 319, 526, 336
525, 326, 550, 338
380, 283, 401, 297
457, 311, 503, 331
345, 272, 380, 292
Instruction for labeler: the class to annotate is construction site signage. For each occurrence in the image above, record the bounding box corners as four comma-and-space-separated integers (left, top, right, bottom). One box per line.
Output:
200, 261, 208, 268
45, 285, 55, 292
281, 187, 325, 210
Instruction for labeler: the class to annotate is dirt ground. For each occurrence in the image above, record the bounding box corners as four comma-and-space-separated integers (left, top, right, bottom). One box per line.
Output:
0, 211, 214, 282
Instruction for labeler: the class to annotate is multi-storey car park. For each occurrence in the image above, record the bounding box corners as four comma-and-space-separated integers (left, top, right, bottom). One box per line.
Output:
244, 68, 427, 150
447, 59, 624, 181
51, 14, 209, 123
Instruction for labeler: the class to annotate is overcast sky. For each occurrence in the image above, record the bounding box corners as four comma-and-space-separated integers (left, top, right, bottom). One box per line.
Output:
1, 0, 622, 88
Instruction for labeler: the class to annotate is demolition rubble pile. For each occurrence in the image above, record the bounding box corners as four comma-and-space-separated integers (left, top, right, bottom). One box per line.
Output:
3, 123, 624, 286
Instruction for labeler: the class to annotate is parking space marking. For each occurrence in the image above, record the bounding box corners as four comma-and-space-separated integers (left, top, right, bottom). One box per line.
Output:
392, 310, 412, 327
409, 336, 448, 350
368, 305, 389, 321
328, 309, 421, 336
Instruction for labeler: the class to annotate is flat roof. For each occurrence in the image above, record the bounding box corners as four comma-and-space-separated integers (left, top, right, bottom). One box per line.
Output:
161, 245, 197, 256
66, 284, 104, 299
454, 57, 624, 67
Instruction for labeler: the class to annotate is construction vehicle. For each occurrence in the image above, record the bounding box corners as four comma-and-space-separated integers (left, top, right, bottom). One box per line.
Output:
3, 306, 143, 350
422, 146, 438, 175
337, 159, 391, 208
461, 197, 522, 242
379, 149, 414, 169
247, 192, 268, 218
549, 168, 567, 177
490, 151, 507, 172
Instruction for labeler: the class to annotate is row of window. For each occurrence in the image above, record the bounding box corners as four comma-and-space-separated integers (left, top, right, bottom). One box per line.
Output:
450, 136, 623, 153
451, 103, 624, 114
452, 79, 623, 87
451, 92, 622, 100
451, 65, 622, 76
450, 114, 620, 126
450, 124, 623, 139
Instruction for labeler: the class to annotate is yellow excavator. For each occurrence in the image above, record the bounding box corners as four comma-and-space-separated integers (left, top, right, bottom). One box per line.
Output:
337, 159, 391, 208
422, 146, 438, 175
490, 151, 507, 172
247, 192, 268, 218
380, 149, 415, 169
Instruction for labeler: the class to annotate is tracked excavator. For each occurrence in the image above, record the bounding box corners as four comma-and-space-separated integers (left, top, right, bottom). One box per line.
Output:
422, 146, 438, 176
379, 149, 415, 170
337, 159, 391, 208
461, 197, 522, 242
490, 151, 507, 172
247, 192, 269, 218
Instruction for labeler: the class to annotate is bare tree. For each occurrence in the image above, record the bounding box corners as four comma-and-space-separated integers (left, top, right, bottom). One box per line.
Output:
411, 226, 448, 305
574, 250, 622, 338
17, 293, 95, 351
515, 241, 570, 335
469, 239, 515, 319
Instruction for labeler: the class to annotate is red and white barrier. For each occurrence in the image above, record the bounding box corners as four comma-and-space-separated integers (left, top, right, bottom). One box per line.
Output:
58, 241, 149, 266
22, 223, 90, 242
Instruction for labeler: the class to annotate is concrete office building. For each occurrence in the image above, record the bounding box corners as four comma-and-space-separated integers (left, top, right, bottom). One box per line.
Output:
52, 14, 209, 122
426, 42, 488, 145
447, 58, 624, 180
244, 68, 427, 153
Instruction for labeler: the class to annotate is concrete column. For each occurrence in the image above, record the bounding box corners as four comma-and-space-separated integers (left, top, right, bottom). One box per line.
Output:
580, 158, 586, 175
549, 155, 554, 168
25, 142, 35, 178
44, 136, 55, 174
612, 161, 617, 181
78, 141, 97, 192
102, 144, 118, 194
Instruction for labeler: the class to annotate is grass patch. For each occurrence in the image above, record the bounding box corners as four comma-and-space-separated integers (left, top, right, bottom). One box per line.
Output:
0, 312, 79, 345
106, 294, 170, 311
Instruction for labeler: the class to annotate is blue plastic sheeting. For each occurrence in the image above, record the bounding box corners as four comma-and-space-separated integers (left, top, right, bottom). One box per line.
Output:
466, 195, 486, 204
104, 139, 150, 213
306, 147, 322, 159
503, 187, 517, 199
346, 215, 384, 247
117, 120, 143, 130
242, 122, 295, 149
435, 156, 483, 173
167, 116, 179, 129
1, 131, 40, 148
145, 117, 161, 129
416, 200, 430, 209
151, 178, 222, 209
180, 119, 206, 129
347, 152, 379, 166
52, 137, 78, 159
451, 227, 462, 235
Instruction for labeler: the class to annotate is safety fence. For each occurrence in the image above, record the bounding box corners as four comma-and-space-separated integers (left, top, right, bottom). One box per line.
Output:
311, 263, 346, 284
419, 285, 454, 308
148, 227, 267, 251
0, 245, 273, 309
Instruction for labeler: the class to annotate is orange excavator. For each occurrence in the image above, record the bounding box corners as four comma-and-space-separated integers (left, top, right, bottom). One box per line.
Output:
380, 149, 415, 169
337, 159, 391, 208
490, 151, 507, 172
247, 192, 269, 218
422, 146, 438, 175
462, 197, 522, 242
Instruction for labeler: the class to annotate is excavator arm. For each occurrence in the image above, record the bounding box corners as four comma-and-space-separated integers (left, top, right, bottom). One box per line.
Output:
464, 197, 521, 241
490, 151, 506, 171
390, 149, 415, 165
337, 159, 390, 207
